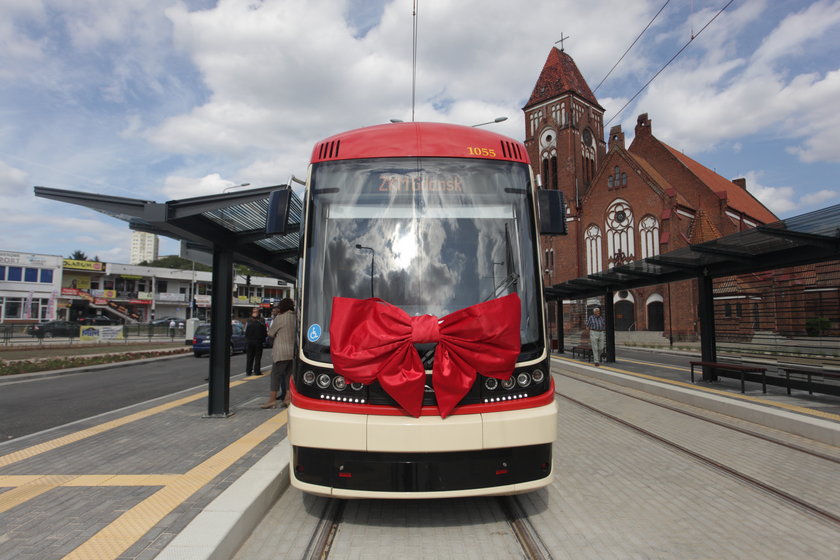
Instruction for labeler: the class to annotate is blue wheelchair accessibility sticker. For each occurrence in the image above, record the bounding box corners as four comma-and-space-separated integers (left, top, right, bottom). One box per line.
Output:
307, 324, 322, 342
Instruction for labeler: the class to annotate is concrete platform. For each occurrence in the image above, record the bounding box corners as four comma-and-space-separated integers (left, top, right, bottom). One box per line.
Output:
1, 349, 837, 559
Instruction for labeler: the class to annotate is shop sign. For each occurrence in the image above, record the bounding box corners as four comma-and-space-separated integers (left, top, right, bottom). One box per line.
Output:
195, 295, 212, 308
63, 259, 105, 271
129, 300, 153, 305
137, 291, 154, 300
158, 292, 186, 302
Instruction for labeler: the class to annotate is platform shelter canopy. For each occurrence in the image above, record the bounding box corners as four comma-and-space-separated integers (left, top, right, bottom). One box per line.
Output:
34, 185, 302, 282
546, 203, 840, 301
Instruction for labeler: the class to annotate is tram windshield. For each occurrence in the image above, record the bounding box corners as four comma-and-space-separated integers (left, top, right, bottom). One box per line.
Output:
302, 157, 543, 362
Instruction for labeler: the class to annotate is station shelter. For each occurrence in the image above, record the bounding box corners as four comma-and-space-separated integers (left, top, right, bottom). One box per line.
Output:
35, 185, 301, 418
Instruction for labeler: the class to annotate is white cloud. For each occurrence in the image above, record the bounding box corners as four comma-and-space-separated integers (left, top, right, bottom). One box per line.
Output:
2, 0, 840, 259
744, 171, 837, 214
0, 160, 30, 196
620, 1, 840, 164
160, 173, 239, 200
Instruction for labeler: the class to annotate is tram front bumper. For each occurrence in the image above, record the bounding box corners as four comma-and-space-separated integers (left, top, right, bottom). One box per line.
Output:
287, 400, 557, 497
288, 400, 557, 452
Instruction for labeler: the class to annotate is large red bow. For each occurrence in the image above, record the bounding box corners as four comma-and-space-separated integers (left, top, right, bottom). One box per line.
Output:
329, 293, 521, 418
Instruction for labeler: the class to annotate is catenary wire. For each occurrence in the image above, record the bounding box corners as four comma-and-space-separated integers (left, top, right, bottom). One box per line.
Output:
592, 0, 671, 94
605, 0, 737, 127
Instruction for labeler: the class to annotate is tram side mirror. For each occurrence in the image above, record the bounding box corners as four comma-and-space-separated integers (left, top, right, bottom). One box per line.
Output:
538, 190, 567, 235
266, 187, 292, 235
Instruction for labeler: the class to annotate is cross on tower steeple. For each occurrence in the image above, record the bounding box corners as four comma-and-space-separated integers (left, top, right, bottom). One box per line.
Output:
554, 33, 570, 52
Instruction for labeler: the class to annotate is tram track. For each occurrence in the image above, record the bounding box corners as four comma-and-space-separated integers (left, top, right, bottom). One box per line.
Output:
555, 371, 840, 528
497, 495, 554, 560
303, 498, 345, 560
301, 494, 553, 559
559, 369, 840, 463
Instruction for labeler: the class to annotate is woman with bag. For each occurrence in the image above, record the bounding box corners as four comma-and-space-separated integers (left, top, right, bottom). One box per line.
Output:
261, 298, 296, 409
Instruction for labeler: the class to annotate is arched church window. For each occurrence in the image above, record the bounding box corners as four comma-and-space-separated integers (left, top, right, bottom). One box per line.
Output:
542, 158, 549, 189
639, 215, 660, 259
584, 224, 602, 275
606, 199, 635, 266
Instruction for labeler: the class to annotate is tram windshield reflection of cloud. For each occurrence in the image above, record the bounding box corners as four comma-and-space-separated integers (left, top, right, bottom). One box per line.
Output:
304, 157, 539, 358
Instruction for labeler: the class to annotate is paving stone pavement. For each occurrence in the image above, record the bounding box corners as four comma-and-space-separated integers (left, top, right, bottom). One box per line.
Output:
233, 355, 840, 560
0, 368, 287, 560
2, 350, 839, 560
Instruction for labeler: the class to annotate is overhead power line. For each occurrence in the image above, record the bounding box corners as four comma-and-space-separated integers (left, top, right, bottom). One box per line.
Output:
592, 0, 671, 95
605, 0, 736, 128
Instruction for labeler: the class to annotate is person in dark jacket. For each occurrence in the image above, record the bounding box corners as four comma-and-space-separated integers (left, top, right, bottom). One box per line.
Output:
244, 308, 268, 375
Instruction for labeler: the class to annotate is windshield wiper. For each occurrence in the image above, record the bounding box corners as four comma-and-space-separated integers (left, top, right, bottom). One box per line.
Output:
485, 272, 520, 302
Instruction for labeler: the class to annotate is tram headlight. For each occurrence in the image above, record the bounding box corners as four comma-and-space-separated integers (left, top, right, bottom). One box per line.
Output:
350, 382, 364, 391
501, 377, 516, 390
484, 377, 499, 391
516, 372, 531, 387
316, 373, 331, 389
332, 376, 347, 391
302, 370, 316, 385
532, 369, 545, 383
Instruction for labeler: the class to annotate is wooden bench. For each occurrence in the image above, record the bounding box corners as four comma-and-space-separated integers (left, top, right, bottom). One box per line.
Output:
572, 345, 593, 361
778, 366, 840, 395
690, 361, 767, 393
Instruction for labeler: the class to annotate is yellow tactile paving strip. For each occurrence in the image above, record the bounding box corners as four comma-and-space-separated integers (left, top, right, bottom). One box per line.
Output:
0, 378, 287, 560
553, 355, 840, 422
63, 408, 288, 560
0, 379, 246, 469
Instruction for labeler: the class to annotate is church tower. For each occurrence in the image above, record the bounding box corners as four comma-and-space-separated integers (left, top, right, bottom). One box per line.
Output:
523, 46, 606, 284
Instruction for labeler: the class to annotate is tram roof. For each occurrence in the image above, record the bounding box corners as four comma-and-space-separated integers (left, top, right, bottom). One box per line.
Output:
311, 122, 530, 164
546, 203, 840, 301
34, 184, 302, 282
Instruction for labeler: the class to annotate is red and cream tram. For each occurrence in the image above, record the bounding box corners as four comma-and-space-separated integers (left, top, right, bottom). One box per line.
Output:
288, 122, 559, 498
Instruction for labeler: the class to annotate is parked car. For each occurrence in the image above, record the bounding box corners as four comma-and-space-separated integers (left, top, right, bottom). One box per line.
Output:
27, 320, 80, 338
77, 315, 118, 326
192, 323, 247, 357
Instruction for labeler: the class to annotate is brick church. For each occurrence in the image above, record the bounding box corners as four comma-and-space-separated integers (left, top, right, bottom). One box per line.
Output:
523, 47, 778, 338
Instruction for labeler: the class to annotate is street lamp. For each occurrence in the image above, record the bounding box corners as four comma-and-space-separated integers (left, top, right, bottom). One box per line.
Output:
223, 182, 251, 193
472, 116, 508, 127
355, 244, 374, 297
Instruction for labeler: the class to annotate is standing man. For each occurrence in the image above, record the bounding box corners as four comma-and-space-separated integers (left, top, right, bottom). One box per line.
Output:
244, 308, 267, 376
586, 307, 606, 366
262, 298, 296, 408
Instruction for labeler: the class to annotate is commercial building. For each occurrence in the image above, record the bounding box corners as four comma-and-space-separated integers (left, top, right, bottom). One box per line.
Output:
0, 250, 63, 323
0, 250, 293, 325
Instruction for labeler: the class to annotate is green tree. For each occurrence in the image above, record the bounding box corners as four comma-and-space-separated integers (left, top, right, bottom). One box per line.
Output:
68, 250, 89, 260
138, 255, 212, 272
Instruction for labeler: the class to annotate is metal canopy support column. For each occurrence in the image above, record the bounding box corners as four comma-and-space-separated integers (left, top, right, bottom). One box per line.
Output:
556, 299, 564, 353
604, 290, 616, 363
207, 247, 234, 417
697, 274, 717, 381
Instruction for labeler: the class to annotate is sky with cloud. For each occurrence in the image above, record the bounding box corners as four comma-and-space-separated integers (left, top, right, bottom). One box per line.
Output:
2, 0, 839, 263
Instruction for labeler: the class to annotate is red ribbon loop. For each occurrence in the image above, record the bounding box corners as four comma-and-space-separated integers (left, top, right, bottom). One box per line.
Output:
330, 293, 521, 418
